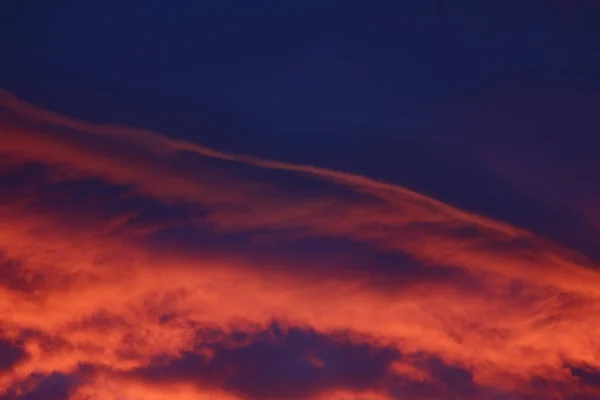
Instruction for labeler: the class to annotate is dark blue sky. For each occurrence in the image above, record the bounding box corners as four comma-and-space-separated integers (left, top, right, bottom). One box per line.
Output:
3, 1, 598, 144
3, 0, 598, 259
2, 2, 598, 145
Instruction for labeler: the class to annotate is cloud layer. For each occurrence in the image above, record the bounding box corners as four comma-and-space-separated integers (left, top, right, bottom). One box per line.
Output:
1, 90, 599, 399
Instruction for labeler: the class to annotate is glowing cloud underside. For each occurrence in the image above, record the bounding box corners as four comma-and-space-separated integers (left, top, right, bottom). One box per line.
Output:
0, 90, 599, 400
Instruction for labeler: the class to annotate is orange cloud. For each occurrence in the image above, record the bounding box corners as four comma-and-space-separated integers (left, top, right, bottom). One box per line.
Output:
1, 90, 599, 399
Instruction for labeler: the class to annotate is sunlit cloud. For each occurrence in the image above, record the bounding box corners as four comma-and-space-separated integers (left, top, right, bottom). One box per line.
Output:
1, 91, 599, 399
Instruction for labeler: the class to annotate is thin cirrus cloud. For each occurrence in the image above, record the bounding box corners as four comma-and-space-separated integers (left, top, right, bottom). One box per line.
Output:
0, 90, 599, 399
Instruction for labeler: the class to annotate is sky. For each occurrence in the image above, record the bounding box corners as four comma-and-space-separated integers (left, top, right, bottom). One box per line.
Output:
0, 1, 600, 399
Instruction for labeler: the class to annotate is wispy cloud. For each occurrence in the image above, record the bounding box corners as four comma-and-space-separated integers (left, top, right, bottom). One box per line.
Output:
1, 91, 599, 399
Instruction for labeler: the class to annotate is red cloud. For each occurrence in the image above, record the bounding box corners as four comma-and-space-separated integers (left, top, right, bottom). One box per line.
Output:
1, 91, 599, 399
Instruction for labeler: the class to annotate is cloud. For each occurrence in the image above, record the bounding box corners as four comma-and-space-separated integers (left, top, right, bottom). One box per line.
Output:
129, 324, 400, 400
1, 89, 598, 292
1, 90, 600, 399
0, 337, 27, 371
74, 323, 526, 400
569, 365, 600, 389
0, 369, 90, 400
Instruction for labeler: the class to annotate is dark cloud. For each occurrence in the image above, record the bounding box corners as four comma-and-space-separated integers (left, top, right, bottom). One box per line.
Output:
130, 323, 530, 400
0, 337, 27, 371
422, 356, 474, 392
0, 254, 45, 295
569, 364, 600, 389
134, 324, 400, 400
0, 372, 78, 400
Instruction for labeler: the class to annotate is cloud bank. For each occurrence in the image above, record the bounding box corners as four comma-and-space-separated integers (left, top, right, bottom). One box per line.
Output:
1, 90, 599, 399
